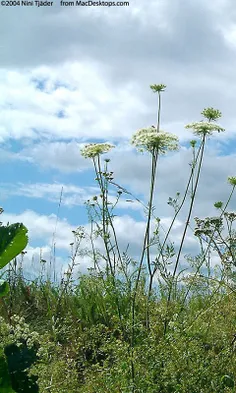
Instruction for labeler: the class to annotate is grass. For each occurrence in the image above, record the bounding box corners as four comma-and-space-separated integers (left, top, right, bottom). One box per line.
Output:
1, 270, 236, 392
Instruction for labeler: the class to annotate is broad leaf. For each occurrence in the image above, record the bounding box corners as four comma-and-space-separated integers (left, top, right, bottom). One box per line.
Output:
0, 223, 28, 269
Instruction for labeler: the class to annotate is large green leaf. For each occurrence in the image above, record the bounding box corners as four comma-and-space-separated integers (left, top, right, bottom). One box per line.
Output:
0, 223, 28, 269
0, 280, 10, 298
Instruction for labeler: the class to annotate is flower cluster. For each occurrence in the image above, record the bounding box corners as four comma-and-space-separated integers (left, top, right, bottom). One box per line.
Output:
228, 176, 236, 186
201, 107, 222, 121
185, 121, 225, 136
150, 84, 166, 93
194, 216, 224, 237
131, 127, 179, 154
80, 143, 115, 159
224, 211, 236, 222
0, 315, 40, 349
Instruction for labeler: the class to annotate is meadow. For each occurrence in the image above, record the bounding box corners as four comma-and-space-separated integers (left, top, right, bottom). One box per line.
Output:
0, 84, 235, 393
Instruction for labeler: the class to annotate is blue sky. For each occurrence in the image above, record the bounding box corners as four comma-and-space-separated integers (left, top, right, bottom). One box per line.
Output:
0, 0, 236, 281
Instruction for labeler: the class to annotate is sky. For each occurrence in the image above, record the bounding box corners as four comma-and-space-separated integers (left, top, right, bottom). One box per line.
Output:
0, 0, 236, 282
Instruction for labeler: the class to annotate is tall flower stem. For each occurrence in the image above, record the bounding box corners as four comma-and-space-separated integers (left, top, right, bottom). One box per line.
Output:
134, 91, 162, 296
146, 140, 203, 328
91, 156, 128, 336
130, 90, 163, 389
148, 140, 203, 293
93, 155, 114, 276
164, 134, 206, 335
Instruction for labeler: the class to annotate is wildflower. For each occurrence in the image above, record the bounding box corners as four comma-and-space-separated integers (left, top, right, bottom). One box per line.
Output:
150, 84, 167, 93
185, 121, 225, 136
201, 107, 222, 121
80, 143, 115, 159
131, 127, 179, 154
228, 176, 236, 186
224, 211, 236, 222
194, 216, 223, 237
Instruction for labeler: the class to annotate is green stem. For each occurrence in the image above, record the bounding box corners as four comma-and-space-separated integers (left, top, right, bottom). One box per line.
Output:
148, 139, 203, 297
131, 90, 162, 386
181, 183, 236, 307
93, 156, 114, 276
164, 134, 207, 335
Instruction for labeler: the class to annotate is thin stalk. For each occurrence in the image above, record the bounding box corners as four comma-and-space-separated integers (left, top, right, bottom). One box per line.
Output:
146, 140, 203, 329
131, 91, 162, 386
55, 234, 83, 319
92, 156, 126, 335
148, 140, 203, 296
89, 219, 101, 272
146, 92, 162, 275
134, 90, 162, 294
93, 156, 114, 276
182, 183, 236, 304
164, 134, 207, 335
49, 186, 63, 283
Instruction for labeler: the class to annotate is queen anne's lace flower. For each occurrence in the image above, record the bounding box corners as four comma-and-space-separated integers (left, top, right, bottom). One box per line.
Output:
131, 127, 179, 153
80, 143, 115, 158
201, 107, 222, 121
185, 121, 225, 136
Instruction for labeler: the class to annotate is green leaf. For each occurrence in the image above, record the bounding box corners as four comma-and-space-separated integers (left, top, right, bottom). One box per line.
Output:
221, 375, 234, 388
0, 348, 16, 392
0, 223, 28, 269
0, 280, 9, 298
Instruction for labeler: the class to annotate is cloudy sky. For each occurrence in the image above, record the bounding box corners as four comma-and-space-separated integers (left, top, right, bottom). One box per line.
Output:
1, 0, 236, 281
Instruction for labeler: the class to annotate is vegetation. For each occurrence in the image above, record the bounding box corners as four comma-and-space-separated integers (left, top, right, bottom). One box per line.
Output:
0, 84, 236, 392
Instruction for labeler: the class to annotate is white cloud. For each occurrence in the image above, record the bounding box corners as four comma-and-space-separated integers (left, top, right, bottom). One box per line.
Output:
1, 210, 75, 250
0, 64, 147, 143
0, 180, 145, 213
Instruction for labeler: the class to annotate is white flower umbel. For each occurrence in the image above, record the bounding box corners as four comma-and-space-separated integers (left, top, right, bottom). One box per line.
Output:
185, 121, 225, 136
80, 143, 115, 158
131, 127, 179, 153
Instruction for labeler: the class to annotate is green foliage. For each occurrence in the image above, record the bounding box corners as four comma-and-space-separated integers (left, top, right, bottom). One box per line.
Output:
0, 222, 28, 298
0, 315, 40, 393
0, 348, 16, 392
221, 375, 235, 388
5, 342, 39, 393
0, 272, 236, 393
0, 223, 28, 269
0, 211, 29, 391
0, 280, 10, 297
